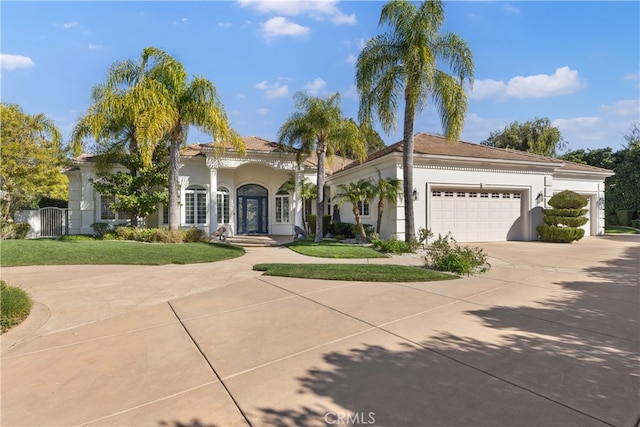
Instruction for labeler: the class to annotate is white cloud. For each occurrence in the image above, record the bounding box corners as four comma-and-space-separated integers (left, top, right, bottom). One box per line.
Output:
552, 117, 601, 132
600, 99, 640, 117
502, 4, 521, 15
219, 22, 233, 28
254, 80, 289, 99
624, 72, 639, 81
238, 0, 356, 25
63, 21, 79, 29
343, 84, 358, 100
261, 17, 309, 40
304, 77, 327, 96
88, 44, 103, 50
470, 67, 585, 100
0, 54, 35, 70
256, 108, 269, 115
345, 54, 356, 64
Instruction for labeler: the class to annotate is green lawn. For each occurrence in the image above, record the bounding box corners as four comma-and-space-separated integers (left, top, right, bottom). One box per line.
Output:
286, 240, 387, 258
254, 263, 457, 282
1, 280, 33, 333
605, 226, 640, 234
1, 239, 245, 267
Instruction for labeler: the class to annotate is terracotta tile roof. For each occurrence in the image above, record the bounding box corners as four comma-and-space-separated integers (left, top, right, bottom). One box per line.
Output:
338, 133, 613, 174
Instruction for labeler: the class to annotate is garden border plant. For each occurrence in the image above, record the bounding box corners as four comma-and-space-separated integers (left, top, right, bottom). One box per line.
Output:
1, 280, 33, 333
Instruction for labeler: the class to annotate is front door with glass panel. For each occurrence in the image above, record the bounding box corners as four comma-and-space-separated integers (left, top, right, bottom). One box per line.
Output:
237, 184, 268, 234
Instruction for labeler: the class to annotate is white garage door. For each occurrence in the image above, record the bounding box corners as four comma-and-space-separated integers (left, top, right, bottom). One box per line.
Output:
429, 190, 524, 242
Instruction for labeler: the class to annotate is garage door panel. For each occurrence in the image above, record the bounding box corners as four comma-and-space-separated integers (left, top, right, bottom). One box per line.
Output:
430, 189, 523, 242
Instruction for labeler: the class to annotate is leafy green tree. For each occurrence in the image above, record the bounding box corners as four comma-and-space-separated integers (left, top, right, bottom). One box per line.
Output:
371, 169, 403, 234
335, 178, 376, 240
279, 92, 366, 242
73, 47, 244, 231
481, 117, 567, 157
356, 0, 474, 242
90, 147, 169, 225
560, 122, 640, 224
560, 147, 615, 170
0, 103, 67, 222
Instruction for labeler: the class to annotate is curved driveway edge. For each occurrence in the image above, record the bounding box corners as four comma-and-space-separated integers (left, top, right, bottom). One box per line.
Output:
1, 236, 638, 426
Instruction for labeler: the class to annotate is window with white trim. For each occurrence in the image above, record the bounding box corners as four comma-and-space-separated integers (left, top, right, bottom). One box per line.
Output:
357, 200, 370, 216
185, 186, 207, 225
100, 195, 131, 221
275, 190, 290, 223
217, 187, 230, 224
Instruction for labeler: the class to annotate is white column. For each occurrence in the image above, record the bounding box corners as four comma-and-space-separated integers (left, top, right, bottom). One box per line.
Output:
294, 171, 304, 228
209, 168, 218, 235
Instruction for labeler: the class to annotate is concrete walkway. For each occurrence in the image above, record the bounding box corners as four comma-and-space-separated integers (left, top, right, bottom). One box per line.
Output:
1, 236, 638, 426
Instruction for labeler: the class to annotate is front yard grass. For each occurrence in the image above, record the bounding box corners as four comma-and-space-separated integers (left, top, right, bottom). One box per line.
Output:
254, 263, 457, 282
605, 226, 639, 234
1, 239, 245, 267
286, 240, 387, 258
1, 280, 33, 333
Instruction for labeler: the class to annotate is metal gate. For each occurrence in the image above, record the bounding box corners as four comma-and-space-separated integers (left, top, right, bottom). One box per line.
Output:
40, 207, 69, 237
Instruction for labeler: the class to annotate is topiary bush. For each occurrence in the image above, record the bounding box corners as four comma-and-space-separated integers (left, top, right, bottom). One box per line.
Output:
537, 190, 588, 243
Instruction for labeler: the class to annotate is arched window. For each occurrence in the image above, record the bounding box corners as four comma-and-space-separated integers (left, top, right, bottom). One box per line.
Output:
185, 185, 207, 225
217, 187, 230, 224
275, 189, 290, 223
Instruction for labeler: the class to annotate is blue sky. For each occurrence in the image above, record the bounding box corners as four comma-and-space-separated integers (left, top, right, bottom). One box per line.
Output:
2, 1, 639, 153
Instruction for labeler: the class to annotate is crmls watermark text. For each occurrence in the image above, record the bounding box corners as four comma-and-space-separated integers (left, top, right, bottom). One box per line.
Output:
324, 411, 376, 425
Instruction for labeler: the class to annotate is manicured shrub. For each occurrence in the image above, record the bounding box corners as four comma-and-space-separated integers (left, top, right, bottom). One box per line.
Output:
183, 227, 206, 243
372, 236, 412, 254
1, 280, 33, 333
424, 233, 488, 275
537, 225, 585, 243
537, 190, 588, 243
90, 222, 111, 238
331, 222, 355, 238
308, 215, 317, 235
322, 215, 331, 236
150, 228, 183, 244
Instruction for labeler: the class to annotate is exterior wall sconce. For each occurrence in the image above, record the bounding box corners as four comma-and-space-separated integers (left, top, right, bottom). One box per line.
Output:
412, 188, 419, 201
536, 192, 544, 204
597, 197, 604, 209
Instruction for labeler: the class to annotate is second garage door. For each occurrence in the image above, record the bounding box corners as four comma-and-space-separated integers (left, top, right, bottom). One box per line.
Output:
429, 190, 524, 242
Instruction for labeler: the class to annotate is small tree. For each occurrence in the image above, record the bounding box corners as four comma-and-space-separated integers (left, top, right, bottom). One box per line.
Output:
90, 147, 169, 225
279, 173, 317, 232
371, 169, 403, 235
537, 190, 588, 243
335, 178, 375, 240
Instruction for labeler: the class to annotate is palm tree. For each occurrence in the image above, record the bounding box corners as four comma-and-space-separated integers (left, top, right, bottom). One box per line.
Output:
335, 178, 376, 240
372, 169, 403, 235
356, 0, 474, 242
73, 47, 244, 231
279, 172, 317, 231
279, 92, 366, 242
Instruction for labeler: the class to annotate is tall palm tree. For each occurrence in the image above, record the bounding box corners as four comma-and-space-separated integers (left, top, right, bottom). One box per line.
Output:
372, 169, 403, 235
335, 178, 376, 240
356, 0, 474, 242
279, 92, 366, 242
73, 47, 244, 231
279, 172, 317, 231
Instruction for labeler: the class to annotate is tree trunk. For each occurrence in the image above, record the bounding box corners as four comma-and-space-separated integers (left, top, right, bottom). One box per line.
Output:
168, 138, 181, 232
376, 199, 384, 235
403, 93, 416, 242
315, 142, 326, 243
354, 206, 366, 240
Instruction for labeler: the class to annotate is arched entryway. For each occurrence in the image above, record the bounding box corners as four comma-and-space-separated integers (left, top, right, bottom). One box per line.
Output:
237, 184, 268, 234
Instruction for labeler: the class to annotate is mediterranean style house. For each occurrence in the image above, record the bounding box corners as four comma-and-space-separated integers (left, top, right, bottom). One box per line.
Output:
64, 133, 613, 243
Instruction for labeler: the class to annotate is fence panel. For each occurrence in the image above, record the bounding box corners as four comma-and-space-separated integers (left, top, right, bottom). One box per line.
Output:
40, 207, 69, 237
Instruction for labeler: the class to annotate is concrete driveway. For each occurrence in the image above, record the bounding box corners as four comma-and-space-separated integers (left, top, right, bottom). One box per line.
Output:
1, 236, 638, 426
